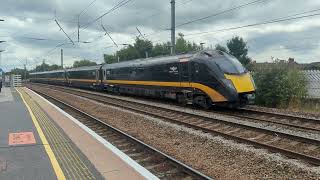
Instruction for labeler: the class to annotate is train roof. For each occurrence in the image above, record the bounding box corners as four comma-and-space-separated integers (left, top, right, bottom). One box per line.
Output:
29, 65, 103, 75
29, 69, 64, 75
66, 65, 102, 72
102, 52, 196, 69
101, 50, 227, 69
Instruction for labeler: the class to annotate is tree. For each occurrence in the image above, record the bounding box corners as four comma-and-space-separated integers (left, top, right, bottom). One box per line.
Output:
134, 38, 153, 58
176, 33, 200, 53
117, 45, 139, 61
151, 42, 171, 57
31, 62, 61, 72
227, 36, 251, 66
10, 68, 28, 80
103, 33, 201, 64
104, 54, 117, 64
215, 44, 228, 52
73, 59, 97, 68
253, 62, 307, 108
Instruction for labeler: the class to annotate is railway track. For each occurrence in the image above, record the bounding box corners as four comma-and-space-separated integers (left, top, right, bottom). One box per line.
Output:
37, 91, 212, 180
29, 83, 320, 134
212, 108, 320, 133
28, 83, 320, 166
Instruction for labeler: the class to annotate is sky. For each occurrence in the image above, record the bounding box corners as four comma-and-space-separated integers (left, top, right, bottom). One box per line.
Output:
0, 0, 320, 72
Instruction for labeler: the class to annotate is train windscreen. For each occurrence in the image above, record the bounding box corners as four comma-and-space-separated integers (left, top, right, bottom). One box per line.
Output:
214, 53, 247, 74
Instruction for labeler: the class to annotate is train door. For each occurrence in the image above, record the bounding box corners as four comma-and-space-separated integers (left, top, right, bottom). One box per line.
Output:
95, 69, 100, 85
179, 59, 190, 87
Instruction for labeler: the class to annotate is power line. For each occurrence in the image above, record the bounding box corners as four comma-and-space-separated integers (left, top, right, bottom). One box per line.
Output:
81, 0, 134, 31
79, 0, 97, 16
144, 0, 268, 39
176, 0, 268, 28
184, 12, 320, 37
101, 24, 118, 47
176, 0, 194, 6
55, 19, 75, 45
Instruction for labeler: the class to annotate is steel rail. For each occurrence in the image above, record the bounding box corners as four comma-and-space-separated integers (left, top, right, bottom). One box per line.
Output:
35, 90, 213, 180
29, 84, 320, 166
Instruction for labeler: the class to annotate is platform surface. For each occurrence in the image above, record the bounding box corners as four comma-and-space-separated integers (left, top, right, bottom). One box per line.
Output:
0, 87, 57, 179
0, 87, 103, 179
0, 87, 157, 180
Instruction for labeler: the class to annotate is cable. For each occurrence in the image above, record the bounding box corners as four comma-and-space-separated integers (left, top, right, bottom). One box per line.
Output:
144, 0, 269, 39
176, 0, 268, 28
176, 0, 194, 6
79, 0, 97, 16
80, 0, 134, 31
184, 12, 320, 37
54, 19, 75, 45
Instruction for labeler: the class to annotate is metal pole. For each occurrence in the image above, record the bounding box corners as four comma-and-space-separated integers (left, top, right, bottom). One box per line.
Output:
171, 0, 175, 55
24, 64, 26, 80
61, 49, 64, 69
77, 16, 80, 42
42, 59, 45, 72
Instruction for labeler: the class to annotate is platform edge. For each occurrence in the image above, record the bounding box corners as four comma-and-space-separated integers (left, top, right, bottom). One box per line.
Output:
28, 87, 160, 180
15, 87, 66, 180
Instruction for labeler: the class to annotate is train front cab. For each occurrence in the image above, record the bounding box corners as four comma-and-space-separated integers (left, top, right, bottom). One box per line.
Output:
188, 51, 255, 108
206, 51, 255, 107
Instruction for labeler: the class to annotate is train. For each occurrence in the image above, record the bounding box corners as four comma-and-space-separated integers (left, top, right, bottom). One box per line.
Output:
29, 50, 256, 108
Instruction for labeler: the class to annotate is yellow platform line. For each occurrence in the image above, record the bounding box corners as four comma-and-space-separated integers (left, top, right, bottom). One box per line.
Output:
16, 88, 66, 180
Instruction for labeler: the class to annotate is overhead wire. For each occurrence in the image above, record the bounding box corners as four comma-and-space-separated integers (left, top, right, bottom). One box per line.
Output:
80, 0, 134, 31
176, 0, 269, 28
184, 11, 320, 37
144, 0, 269, 40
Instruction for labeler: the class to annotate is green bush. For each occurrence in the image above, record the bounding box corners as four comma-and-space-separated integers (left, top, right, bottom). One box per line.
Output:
253, 63, 307, 108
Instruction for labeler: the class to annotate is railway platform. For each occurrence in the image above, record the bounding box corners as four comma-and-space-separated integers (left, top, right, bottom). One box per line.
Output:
0, 87, 158, 180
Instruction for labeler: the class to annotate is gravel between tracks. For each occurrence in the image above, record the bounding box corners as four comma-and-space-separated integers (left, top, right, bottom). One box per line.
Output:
32, 86, 320, 179
246, 105, 320, 120
54, 86, 320, 139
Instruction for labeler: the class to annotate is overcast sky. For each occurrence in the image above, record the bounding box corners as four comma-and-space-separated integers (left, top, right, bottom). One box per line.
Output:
0, 0, 320, 71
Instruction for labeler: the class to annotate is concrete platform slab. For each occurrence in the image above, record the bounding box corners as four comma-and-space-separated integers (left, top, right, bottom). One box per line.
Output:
0, 87, 56, 179
23, 87, 159, 180
0, 86, 158, 180
0, 87, 13, 103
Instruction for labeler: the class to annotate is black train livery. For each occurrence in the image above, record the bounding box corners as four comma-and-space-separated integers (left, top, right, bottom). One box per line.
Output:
30, 50, 256, 108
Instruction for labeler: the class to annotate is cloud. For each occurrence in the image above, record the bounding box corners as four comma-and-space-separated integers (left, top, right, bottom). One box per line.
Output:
0, 0, 320, 71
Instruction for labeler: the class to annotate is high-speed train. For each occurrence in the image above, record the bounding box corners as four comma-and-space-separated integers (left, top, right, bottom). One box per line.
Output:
29, 50, 256, 108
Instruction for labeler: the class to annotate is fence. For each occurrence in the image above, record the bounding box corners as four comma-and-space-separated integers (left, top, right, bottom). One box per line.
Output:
302, 70, 320, 99
10, 74, 22, 87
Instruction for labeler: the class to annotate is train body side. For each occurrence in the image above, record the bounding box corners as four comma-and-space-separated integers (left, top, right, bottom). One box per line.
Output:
29, 50, 256, 108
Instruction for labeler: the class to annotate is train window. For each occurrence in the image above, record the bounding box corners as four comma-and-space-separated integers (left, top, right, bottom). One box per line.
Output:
213, 54, 247, 74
